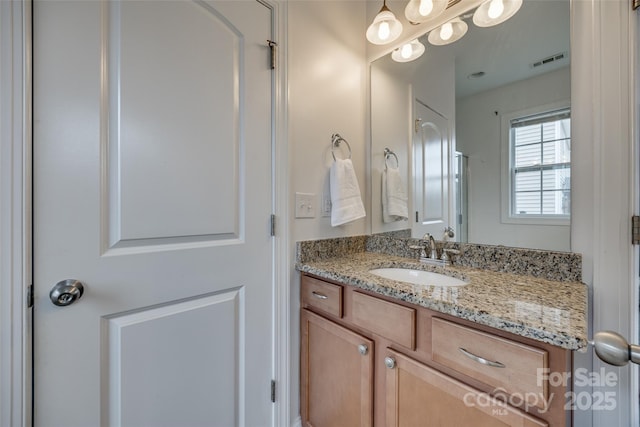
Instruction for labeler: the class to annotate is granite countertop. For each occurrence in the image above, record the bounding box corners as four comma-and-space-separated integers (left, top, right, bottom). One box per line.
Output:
297, 252, 588, 351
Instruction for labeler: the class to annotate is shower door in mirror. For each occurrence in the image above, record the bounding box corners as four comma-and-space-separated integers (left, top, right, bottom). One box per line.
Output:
413, 100, 453, 240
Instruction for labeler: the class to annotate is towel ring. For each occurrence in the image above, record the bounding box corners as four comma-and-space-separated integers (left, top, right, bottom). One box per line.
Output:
384, 147, 399, 169
331, 133, 352, 161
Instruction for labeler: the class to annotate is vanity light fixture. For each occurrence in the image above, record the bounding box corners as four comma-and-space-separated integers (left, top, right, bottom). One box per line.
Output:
391, 39, 426, 62
473, 0, 523, 27
427, 17, 468, 45
366, 0, 403, 45
404, 0, 448, 25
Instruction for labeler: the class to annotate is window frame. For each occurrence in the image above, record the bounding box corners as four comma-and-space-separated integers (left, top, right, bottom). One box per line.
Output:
500, 101, 571, 226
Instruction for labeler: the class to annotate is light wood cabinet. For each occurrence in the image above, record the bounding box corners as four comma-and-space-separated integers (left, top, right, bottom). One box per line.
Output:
300, 273, 571, 426
384, 349, 547, 427
300, 309, 374, 427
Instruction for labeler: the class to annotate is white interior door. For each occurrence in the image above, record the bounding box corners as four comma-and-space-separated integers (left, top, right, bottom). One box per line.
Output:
33, 1, 274, 426
412, 100, 453, 239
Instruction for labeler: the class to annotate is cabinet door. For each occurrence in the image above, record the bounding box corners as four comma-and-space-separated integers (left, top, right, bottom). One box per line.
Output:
301, 309, 373, 427
384, 349, 547, 427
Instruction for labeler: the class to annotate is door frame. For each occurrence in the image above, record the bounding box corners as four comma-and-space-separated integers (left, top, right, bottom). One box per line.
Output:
0, 1, 32, 426
571, 0, 638, 426
0, 1, 291, 426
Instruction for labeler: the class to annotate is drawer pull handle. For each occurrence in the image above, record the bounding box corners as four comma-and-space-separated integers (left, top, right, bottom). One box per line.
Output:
459, 348, 506, 368
311, 291, 328, 300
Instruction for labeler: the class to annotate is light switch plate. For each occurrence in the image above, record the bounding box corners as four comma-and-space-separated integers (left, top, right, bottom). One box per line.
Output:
321, 192, 332, 217
295, 192, 316, 218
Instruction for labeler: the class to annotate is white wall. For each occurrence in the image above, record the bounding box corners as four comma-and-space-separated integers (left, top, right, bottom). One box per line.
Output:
289, 1, 368, 242
369, 47, 455, 236
370, 63, 410, 233
410, 47, 456, 238
456, 67, 571, 251
411, 48, 456, 124
288, 1, 367, 423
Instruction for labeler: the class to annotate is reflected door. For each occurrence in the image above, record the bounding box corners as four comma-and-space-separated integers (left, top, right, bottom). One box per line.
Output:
33, 1, 274, 426
413, 100, 453, 239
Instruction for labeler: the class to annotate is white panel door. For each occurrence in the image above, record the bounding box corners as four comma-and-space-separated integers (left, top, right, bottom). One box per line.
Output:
33, 1, 274, 426
412, 100, 453, 239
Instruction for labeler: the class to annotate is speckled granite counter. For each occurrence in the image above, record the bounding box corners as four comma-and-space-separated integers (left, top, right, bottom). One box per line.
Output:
297, 251, 588, 351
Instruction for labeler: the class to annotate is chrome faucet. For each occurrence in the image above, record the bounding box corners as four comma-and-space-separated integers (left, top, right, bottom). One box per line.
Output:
409, 233, 456, 266
424, 233, 438, 259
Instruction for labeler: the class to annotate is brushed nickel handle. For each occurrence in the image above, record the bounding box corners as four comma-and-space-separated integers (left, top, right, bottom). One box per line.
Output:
384, 357, 396, 369
311, 291, 328, 300
50, 279, 85, 307
358, 344, 369, 356
459, 348, 505, 368
593, 331, 640, 366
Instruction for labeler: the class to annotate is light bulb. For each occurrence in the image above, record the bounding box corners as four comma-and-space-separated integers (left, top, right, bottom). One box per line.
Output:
440, 22, 453, 41
418, 0, 433, 16
401, 43, 413, 59
488, 0, 505, 19
378, 21, 391, 41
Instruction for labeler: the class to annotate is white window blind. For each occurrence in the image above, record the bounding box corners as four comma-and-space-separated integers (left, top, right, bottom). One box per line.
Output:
510, 108, 570, 217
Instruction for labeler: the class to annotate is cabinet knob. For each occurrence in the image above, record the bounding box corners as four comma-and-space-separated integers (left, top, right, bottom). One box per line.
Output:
358, 344, 369, 356
384, 357, 396, 369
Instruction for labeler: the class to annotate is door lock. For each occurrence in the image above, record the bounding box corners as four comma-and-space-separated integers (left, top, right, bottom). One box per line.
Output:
49, 279, 85, 307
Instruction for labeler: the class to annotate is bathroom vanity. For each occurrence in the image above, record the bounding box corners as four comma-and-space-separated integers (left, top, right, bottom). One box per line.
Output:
297, 241, 587, 427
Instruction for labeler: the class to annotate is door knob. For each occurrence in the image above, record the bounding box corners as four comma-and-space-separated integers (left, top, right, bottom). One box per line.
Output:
593, 331, 640, 366
49, 279, 85, 307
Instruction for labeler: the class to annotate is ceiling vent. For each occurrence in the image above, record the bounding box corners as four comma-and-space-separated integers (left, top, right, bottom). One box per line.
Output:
531, 52, 569, 69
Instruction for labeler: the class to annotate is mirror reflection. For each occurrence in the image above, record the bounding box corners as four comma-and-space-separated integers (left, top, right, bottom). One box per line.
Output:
370, 0, 570, 251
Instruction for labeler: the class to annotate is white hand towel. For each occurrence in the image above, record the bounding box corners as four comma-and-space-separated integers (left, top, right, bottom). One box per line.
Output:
330, 158, 366, 226
382, 165, 408, 223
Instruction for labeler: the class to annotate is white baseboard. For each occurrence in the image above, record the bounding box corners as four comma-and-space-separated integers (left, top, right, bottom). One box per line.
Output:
292, 415, 302, 427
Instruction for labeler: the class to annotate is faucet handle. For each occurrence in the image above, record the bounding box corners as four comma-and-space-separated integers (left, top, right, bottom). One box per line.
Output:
442, 248, 460, 264
408, 244, 427, 259
443, 227, 455, 240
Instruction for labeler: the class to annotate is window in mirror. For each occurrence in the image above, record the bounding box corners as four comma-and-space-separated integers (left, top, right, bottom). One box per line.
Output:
502, 106, 570, 224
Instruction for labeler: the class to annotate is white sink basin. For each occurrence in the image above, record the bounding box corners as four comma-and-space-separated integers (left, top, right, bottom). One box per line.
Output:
369, 268, 468, 287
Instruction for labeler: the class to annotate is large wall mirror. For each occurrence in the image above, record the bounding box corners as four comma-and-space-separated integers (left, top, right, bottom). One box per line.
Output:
370, 0, 570, 251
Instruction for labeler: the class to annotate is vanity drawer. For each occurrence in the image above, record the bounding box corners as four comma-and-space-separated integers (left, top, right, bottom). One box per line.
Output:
301, 275, 343, 318
432, 318, 548, 408
352, 292, 415, 349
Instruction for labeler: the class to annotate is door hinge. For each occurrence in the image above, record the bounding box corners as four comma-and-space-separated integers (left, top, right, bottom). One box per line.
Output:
270, 214, 276, 237
415, 211, 419, 222
27, 284, 33, 308
633, 215, 640, 245
267, 40, 277, 70
270, 379, 276, 403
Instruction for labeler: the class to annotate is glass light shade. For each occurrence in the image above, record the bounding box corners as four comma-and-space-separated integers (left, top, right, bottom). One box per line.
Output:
404, 0, 448, 24
366, 5, 403, 45
391, 39, 426, 62
427, 18, 468, 45
473, 0, 523, 27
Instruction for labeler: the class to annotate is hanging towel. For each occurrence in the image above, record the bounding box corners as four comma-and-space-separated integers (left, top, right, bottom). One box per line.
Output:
382, 165, 408, 223
330, 158, 366, 227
